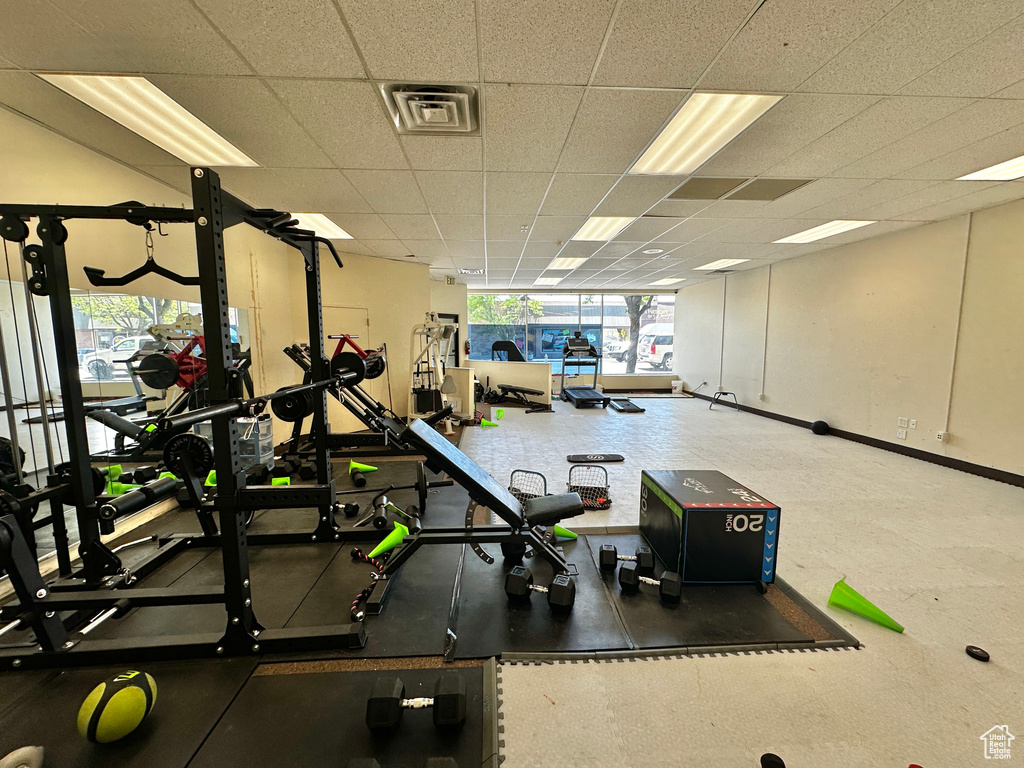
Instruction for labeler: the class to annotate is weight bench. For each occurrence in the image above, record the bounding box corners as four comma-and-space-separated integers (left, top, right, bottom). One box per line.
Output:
374, 418, 584, 586
493, 384, 550, 413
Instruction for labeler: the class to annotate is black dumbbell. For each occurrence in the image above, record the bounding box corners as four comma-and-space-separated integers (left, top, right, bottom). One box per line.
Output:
504, 566, 576, 610
134, 465, 159, 483
333, 501, 360, 518
366, 673, 467, 731
500, 539, 528, 561
599, 544, 654, 573
297, 462, 317, 480
618, 561, 683, 602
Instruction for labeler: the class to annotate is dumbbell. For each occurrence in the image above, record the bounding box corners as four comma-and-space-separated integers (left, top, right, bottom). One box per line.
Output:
599, 544, 654, 573
504, 566, 576, 610
366, 673, 466, 731
271, 459, 298, 478
129, 465, 159, 484
333, 501, 360, 518
618, 561, 683, 602
297, 462, 317, 480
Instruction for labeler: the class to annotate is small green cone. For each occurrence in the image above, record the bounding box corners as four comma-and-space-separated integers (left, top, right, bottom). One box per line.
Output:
271, 476, 291, 486
349, 460, 378, 475
368, 522, 410, 558
480, 418, 498, 427
106, 481, 141, 496
158, 471, 179, 481
553, 525, 577, 540
496, 408, 505, 420
106, 465, 123, 482
828, 578, 904, 633
205, 470, 217, 487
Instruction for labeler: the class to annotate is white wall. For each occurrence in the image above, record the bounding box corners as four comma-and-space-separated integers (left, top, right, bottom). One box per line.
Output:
673, 200, 1024, 475
429, 277, 468, 323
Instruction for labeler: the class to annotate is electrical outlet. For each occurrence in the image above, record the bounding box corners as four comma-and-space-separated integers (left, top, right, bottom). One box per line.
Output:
897, 417, 908, 428
936, 431, 948, 442
896, 428, 907, 440
909, 419, 917, 429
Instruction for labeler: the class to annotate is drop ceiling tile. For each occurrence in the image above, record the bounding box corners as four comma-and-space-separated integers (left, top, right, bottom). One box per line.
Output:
895, 122, 1024, 180
522, 242, 564, 261
403, 240, 452, 265
554, 241, 606, 260
652, 218, 730, 243
695, 243, 792, 261
338, 241, 376, 256
797, 179, 937, 219
435, 215, 484, 240
834, 99, 1024, 179
766, 97, 971, 178
702, 0, 898, 91
852, 182, 985, 220
49, 0, 252, 74
480, 0, 615, 85
559, 88, 683, 173
899, 16, 1024, 97
0, 72, 181, 166
379, 214, 440, 240
269, 79, 406, 170
745, 218, 835, 244
698, 94, 881, 177
516, 256, 559, 271
401, 137, 483, 171
530, 216, 589, 242
700, 178, 876, 219
446, 241, 486, 260
136, 165, 192, 193
485, 243, 526, 262
617, 217, 687, 242
592, 176, 688, 216
486, 215, 537, 241
344, 170, 427, 213
364, 240, 414, 258
340, 0, 478, 81
323, 213, 397, 241
0, 1, 114, 71
594, 241, 646, 258
692, 218, 786, 243
993, 77, 1024, 99
594, 0, 751, 87
485, 173, 551, 215
797, 0, 1024, 94
149, 76, 333, 168
646, 200, 714, 218
484, 84, 584, 172
417, 171, 483, 215
899, 181, 1024, 221
194, 0, 363, 78
219, 168, 372, 212
540, 174, 618, 215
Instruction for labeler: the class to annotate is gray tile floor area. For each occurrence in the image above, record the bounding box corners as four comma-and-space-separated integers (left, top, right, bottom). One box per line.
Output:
462, 400, 1024, 767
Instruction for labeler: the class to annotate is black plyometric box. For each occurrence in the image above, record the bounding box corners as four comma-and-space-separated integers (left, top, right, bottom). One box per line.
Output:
639, 470, 779, 585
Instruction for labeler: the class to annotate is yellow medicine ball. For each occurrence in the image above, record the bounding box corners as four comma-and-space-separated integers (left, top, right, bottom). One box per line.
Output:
76, 670, 158, 743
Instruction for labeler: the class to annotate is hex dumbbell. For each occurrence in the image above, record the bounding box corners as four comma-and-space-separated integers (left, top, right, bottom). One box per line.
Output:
504, 566, 576, 610
366, 673, 467, 731
617, 561, 683, 602
599, 544, 655, 573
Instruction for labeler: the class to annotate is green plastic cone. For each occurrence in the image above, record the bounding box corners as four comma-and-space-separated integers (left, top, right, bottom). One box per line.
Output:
349, 460, 378, 475
106, 464, 123, 482
105, 481, 141, 496
271, 476, 291, 486
480, 418, 498, 427
496, 408, 505, 420
553, 525, 577, 540
205, 470, 217, 487
369, 522, 410, 558
828, 579, 904, 633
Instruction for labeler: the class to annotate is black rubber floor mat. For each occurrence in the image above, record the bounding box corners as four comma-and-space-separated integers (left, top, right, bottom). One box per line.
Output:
609, 399, 645, 413
0, 657, 255, 768
585, 533, 811, 649
188, 665, 483, 768
452, 536, 629, 659
566, 454, 624, 463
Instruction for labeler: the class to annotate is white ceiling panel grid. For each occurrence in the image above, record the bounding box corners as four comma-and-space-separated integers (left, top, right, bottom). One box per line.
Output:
342, 170, 428, 214
483, 84, 584, 172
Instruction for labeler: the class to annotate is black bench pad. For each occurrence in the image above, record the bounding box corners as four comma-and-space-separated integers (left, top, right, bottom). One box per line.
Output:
524, 492, 585, 526
498, 384, 544, 397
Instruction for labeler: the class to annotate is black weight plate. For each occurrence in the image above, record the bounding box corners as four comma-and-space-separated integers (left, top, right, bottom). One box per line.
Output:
163, 433, 214, 478
364, 352, 386, 380
270, 387, 314, 422
138, 353, 180, 389
417, 461, 427, 514
966, 645, 990, 662
331, 351, 367, 386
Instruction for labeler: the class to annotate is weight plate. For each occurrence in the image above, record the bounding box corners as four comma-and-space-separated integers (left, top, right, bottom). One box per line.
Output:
417, 461, 427, 515
162, 433, 214, 478
364, 352, 386, 380
137, 353, 180, 389
330, 351, 367, 387
270, 387, 314, 422
966, 645, 990, 662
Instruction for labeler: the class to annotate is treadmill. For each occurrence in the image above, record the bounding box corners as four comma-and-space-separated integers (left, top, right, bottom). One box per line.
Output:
559, 332, 610, 409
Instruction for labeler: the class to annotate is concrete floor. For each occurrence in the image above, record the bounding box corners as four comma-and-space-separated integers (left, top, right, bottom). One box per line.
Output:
462, 399, 1024, 767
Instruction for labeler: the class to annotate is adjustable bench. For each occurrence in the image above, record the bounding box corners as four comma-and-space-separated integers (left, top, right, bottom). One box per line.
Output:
375, 419, 585, 582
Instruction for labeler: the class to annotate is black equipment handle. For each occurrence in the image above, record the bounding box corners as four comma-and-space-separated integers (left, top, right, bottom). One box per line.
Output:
422, 406, 454, 427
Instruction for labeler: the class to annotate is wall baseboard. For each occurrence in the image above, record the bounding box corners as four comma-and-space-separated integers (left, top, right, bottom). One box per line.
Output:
686, 391, 1024, 489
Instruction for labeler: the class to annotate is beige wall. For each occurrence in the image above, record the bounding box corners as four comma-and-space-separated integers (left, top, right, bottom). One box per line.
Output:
429, 278, 468, 322
672, 202, 1024, 474
472, 359, 552, 405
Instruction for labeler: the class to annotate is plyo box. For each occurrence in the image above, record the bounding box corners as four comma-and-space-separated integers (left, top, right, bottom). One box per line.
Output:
639, 470, 779, 585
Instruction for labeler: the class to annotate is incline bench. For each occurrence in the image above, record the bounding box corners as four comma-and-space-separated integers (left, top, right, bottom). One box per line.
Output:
374, 418, 585, 594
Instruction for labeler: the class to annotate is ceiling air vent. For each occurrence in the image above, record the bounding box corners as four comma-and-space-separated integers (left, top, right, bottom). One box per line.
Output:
380, 84, 479, 135
458, 268, 484, 275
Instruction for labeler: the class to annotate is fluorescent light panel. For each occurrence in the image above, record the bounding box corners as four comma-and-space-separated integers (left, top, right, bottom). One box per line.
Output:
773, 219, 875, 244
39, 74, 257, 166
631, 92, 782, 175
534, 277, 564, 286
958, 154, 1024, 181
695, 258, 749, 271
292, 214, 352, 240
650, 277, 685, 285
571, 216, 635, 241
547, 257, 588, 270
